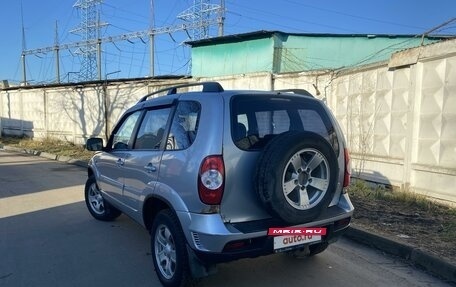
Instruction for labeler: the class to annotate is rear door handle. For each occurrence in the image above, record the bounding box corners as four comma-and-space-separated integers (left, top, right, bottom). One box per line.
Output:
116, 158, 125, 167
144, 163, 157, 173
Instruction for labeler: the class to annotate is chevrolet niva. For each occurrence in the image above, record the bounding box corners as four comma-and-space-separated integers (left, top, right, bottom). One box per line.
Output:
85, 82, 354, 287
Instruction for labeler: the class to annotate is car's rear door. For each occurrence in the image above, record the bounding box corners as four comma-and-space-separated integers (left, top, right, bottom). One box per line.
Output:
121, 106, 173, 220
221, 94, 342, 223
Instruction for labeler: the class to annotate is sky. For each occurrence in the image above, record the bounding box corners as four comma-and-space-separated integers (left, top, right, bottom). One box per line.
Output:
0, 0, 455, 85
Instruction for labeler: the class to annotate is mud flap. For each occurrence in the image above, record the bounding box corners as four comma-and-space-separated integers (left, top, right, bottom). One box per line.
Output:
186, 245, 217, 278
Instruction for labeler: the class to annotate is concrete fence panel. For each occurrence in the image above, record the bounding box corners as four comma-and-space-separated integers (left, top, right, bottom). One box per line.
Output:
1, 41, 455, 203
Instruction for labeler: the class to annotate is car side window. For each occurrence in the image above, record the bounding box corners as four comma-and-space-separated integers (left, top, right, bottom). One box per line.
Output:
166, 101, 201, 150
134, 108, 172, 150
112, 110, 141, 150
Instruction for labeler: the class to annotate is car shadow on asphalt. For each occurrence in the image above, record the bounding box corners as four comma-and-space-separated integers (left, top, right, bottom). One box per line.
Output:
0, 152, 86, 199
0, 201, 159, 287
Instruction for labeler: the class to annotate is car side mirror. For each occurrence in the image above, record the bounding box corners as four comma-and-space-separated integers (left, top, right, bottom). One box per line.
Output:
86, 138, 104, 151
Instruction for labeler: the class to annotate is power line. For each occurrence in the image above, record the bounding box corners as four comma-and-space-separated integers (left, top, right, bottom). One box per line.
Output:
226, 1, 355, 33
178, 0, 223, 40
283, 0, 427, 31
21, 1, 225, 84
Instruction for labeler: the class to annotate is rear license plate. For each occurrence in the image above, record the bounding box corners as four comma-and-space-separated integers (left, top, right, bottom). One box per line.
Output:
273, 234, 321, 252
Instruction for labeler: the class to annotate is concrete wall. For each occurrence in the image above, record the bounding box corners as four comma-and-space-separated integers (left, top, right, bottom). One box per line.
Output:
0, 79, 191, 143
1, 39, 455, 204
269, 39, 456, 203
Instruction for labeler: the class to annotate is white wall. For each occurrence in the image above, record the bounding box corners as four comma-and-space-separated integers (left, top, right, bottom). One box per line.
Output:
1, 40, 455, 204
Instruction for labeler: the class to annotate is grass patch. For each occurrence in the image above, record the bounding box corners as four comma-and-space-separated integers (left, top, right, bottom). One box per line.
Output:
349, 179, 456, 242
0, 136, 95, 161
442, 220, 456, 241
348, 179, 452, 212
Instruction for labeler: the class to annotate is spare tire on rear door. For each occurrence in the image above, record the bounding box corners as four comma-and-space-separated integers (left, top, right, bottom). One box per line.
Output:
255, 131, 339, 225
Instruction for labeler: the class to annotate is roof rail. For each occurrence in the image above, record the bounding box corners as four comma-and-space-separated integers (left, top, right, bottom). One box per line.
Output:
275, 89, 314, 98
138, 81, 224, 103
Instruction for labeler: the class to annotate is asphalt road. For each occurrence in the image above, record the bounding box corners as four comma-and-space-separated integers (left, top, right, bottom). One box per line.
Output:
0, 150, 451, 287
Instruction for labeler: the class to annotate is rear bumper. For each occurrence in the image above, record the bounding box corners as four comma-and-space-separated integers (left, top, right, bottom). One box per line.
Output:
176, 193, 354, 263
192, 219, 350, 264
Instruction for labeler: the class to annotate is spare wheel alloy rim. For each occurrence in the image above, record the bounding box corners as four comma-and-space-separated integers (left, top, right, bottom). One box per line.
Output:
282, 148, 330, 210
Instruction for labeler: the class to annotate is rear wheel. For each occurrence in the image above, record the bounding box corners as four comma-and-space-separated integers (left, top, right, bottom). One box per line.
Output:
151, 210, 191, 287
84, 176, 121, 221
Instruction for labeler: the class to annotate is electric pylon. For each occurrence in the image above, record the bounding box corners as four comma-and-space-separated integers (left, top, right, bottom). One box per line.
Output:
71, 0, 105, 81
177, 0, 222, 40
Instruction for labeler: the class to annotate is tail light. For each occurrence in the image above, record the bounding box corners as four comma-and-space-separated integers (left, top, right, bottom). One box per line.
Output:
343, 148, 351, 188
198, 155, 225, 205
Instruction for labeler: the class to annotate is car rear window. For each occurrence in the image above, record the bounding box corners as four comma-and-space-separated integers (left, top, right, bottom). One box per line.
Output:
230, 94, 339, 153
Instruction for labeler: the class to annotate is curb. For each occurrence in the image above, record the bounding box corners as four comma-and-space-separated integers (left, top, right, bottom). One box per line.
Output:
0, 145, 89, 168
1, 144, 455, 284
345, 227, 456, 284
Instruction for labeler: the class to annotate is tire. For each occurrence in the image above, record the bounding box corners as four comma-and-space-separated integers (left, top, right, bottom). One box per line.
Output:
151, 210, 191, 287
255, 131, 339, 224
84, 176, 121, 221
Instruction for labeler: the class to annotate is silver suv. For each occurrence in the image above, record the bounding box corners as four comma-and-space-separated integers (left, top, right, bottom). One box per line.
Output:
85, 82, 354, 287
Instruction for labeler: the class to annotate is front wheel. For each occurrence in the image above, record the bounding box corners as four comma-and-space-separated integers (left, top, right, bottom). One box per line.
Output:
151, 210, 191, 287
84, 176, 121, 221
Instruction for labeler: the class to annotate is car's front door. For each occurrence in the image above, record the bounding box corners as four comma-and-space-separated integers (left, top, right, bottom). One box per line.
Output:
96, 110, 142, 204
